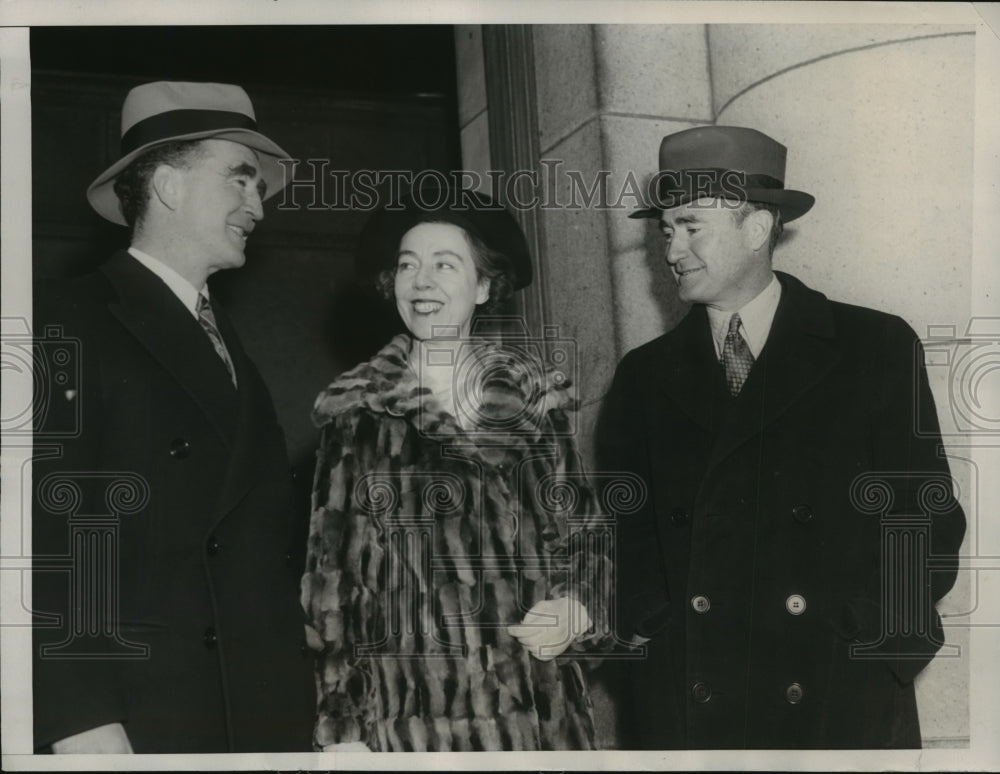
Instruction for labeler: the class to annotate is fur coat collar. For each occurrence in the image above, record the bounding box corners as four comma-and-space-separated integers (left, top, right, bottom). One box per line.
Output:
312, 334, 577, 449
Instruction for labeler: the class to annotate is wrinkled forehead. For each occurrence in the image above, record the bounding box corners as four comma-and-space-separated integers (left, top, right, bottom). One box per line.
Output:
659, 198, 718, 226
401, 219, 470, 241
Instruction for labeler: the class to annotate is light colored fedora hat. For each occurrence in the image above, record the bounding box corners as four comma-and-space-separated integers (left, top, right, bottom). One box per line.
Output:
86, 81, 292, 226
630, 125, 815, 223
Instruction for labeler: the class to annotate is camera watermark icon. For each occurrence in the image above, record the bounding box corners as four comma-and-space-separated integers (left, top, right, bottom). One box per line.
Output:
919, 317, 1000, 437
411, 317, 578, 440
1, 317, 81, 439
34, 472, 151, 660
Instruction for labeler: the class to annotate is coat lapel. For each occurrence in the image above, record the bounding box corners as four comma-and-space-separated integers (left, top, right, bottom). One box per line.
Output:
206, 301, 277, 527
101, 251, 238, 443
703, 271, 842, 473
653, 305, 725, 435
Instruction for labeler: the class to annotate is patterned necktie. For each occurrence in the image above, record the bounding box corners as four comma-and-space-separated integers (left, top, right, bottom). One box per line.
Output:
721, 313, 754, 396
196, 294, 238, 388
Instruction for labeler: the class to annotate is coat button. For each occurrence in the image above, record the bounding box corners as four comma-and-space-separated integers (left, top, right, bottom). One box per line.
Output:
786, 594, 807, 615
670, 507, 689, 526
691, 595, 711, 613
786, 682, 804, 704
691, 681, 712, 703
203, 627, 217, 649
169, 438, 191, 459
206, 536, 220, 556
792, 504, 813, 524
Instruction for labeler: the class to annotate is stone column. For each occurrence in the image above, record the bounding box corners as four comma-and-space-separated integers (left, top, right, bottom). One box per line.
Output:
531, 24, 717, 464
457, 24, 715, 464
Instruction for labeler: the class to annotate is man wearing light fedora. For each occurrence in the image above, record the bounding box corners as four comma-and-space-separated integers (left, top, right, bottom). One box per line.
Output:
597, 126, 965, 748
32, 81, 314, 753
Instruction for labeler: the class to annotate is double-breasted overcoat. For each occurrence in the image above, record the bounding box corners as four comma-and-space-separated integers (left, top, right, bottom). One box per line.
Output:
599, 271, 965, 749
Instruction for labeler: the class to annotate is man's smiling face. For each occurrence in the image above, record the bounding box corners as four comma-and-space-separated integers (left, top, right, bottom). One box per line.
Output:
173, 139, 265, 278
659, 198, 772, 312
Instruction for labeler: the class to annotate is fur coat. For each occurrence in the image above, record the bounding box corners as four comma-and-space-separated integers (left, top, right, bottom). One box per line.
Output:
302, 335, 611, 751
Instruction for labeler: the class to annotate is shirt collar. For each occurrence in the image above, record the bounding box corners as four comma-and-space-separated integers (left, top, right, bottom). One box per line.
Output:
706, 273, 782, 359
127, 247, 208, 319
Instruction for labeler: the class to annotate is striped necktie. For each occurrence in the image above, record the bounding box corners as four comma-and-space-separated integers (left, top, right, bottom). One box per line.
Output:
721, 313, 754, 396
196, 294, 238, 388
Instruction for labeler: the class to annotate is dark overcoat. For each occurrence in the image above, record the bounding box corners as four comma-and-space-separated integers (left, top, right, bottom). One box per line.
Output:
598, 271, 965, 749
302, 335, 612, 751
32, 251, 315, 753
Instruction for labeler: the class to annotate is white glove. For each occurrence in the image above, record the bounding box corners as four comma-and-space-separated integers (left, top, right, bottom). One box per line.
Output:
507, 596, 592, 661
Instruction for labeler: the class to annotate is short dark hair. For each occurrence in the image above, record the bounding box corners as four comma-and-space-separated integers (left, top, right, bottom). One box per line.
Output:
112, 140, 205, 230
731, 200, 784, 255
376, 221, 516, 316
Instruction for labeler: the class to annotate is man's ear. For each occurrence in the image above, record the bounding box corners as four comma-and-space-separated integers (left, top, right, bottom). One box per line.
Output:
476, 277, 491, 306
150, 164, 182, 212
743, 208, 773, 253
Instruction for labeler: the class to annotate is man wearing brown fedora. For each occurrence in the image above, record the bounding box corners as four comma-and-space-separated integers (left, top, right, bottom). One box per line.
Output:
32, 81, 314, 753
598, 126, 965, 748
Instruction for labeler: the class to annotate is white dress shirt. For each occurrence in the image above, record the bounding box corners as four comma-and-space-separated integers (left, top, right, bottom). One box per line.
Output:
706, 273, 782, 360
128, 247, 209, 319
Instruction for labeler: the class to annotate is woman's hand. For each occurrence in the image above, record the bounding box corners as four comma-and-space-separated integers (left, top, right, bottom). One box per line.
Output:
304, 623, 324, 650
507, 597, 592, 661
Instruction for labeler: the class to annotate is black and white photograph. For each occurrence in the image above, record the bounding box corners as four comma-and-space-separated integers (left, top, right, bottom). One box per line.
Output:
1, 1, 998, 770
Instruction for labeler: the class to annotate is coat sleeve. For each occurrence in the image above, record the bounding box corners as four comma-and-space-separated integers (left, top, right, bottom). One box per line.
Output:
32, 280, 130, 750
594, 350, 672, 641
301, 411, 377, 749
852, 315, 966, 684
542, 410, 616, 654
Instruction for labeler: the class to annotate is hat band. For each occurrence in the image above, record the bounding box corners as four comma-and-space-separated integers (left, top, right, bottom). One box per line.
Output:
652, 169, 784, 209
120, 109, 258, 156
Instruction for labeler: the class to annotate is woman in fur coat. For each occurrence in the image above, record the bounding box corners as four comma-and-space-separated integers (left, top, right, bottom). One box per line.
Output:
301, 185, 612, 752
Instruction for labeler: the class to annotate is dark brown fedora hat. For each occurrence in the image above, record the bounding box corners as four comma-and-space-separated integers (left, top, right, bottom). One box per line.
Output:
87, 81, 292, 226
629, 125, 815, 222
356, 179, 533, 291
